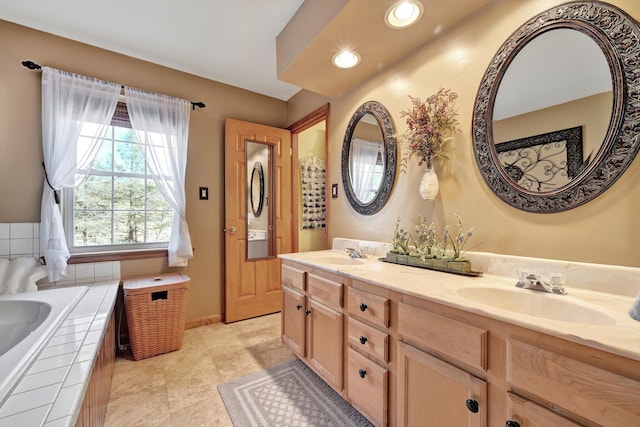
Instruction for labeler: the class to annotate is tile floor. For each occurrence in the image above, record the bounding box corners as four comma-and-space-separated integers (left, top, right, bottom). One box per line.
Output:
104, 313, 293, 426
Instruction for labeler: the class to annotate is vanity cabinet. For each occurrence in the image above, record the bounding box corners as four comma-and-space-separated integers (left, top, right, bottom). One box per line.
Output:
347, 285, 391, 426
397, 302, 488, 427
280, 258, 640, 427
281, 262, 344, 391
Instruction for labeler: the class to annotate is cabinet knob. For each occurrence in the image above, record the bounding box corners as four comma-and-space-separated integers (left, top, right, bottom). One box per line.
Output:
296, 304, 302, 310
358, 369, 367, 379
359, 336, 368, 345
359, 303, 368, 312
305, 309, 311, 316
505, 421, 520, 427
465, 399, 479, 413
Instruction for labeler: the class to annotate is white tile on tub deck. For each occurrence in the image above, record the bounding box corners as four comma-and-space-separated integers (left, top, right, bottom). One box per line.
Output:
44, 415, 72, 427
0, 224, 9, 238
39, 340, 83, 359
0, 405, 49, 426
13, 366, 69, 394
0, 383, 60, 418
46, 383, 84, 422
63, 361, 92, 387
27, 352, 76, 375
10, 223, 34, 239
9, 238, 33, 256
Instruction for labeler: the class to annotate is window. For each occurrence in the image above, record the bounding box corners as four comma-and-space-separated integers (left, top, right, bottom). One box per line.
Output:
64, 103, 173, 252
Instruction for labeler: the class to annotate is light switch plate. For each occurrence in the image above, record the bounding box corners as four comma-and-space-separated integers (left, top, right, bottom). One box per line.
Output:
199, 187, 208, 200
331, 184, 338, 199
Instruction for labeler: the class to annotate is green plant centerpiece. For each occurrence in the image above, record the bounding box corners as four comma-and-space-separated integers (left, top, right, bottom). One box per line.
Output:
385, 214, 478, 275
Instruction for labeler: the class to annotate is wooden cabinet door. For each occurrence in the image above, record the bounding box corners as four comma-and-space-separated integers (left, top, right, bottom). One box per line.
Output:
307, 298, 344, 390
397, 341, 487, 427
282, 285, 306, 358
506, 392, 581, 427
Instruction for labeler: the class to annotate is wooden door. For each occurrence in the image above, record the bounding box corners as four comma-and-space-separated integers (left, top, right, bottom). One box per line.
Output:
397, 341, 487, 427
224, 118, 292, 322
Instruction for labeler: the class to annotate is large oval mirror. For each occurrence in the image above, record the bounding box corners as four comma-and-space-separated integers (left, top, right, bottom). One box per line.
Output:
472, 1, 640, 213
341, 101, 397, 215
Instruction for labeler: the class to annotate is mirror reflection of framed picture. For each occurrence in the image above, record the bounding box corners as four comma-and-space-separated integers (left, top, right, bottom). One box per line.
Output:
495, 126, 583, 193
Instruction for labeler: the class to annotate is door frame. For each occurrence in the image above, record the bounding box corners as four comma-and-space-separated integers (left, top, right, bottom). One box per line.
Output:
289, 103, 331, 253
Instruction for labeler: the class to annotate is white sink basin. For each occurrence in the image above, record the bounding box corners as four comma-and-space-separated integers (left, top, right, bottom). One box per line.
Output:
456, 287, 615, 325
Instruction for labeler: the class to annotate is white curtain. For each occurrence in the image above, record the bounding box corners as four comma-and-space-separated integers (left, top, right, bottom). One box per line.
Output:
40, 67, 120, 281
125, 87, 193, 267
350, 138, 380, 203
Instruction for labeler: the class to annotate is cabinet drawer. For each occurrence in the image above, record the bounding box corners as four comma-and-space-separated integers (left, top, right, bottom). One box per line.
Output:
508, 339, 640, 426
282, 264, 305, 291
348, 288, 389, 329
348, 348, 388, 427
507, 392, 581, 427
348, 317, 388, 364
398, 303, 487, 372
308, 274, 343, 310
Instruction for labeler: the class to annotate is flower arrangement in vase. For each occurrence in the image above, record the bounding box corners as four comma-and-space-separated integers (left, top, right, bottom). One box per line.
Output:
398, 88, 460, 200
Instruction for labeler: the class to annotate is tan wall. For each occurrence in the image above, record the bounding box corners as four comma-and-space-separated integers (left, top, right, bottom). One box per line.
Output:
0, 20, 288, 322
287, 0, 640, 268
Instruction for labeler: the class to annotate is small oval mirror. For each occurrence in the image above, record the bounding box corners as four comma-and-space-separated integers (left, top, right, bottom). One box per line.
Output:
341, 101, 397, 215
250, 162, 264, 217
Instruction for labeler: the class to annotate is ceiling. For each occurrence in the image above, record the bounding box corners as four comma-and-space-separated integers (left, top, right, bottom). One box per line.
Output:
0, 0, 492, 101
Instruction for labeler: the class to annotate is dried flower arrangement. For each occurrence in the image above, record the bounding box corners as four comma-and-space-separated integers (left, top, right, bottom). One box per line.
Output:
398, 88, 460, 172
387, 214, 478, 275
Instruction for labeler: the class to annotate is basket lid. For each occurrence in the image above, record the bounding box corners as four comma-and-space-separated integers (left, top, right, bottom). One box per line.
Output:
123, 273, 190, 292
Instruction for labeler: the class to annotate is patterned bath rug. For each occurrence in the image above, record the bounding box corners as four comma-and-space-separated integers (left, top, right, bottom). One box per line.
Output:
218, 358, 373, 427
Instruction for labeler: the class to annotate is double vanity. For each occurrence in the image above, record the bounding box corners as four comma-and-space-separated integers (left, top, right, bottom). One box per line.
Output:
280, 244, 640, 427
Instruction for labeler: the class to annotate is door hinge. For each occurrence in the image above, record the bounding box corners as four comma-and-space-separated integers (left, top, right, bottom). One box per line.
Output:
290, 148, 293, 156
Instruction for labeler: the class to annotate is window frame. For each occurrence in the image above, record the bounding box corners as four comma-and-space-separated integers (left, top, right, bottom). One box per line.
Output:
63, 102, 173, 254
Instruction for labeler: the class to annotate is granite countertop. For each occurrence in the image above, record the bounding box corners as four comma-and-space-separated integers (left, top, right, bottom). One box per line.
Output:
0, 281, 119, 427
280, 250, 640, 362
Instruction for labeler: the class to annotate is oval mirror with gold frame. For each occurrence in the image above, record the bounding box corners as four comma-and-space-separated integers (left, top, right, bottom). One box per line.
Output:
472, 1, 640, 213
341, 101, 397, 215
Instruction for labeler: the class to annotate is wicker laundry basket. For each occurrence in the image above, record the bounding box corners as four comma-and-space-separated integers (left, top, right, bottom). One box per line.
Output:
123, 273, 190, 360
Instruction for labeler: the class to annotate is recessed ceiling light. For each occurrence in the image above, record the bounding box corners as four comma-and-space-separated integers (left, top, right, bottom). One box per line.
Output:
332, 50, 361, 69
386, 1, 424, 29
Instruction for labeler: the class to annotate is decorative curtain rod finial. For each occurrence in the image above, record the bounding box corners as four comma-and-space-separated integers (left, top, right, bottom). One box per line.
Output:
22, 60, 41, 70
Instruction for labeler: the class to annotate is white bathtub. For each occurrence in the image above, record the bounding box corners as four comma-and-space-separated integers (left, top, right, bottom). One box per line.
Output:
0, 286, 88, 402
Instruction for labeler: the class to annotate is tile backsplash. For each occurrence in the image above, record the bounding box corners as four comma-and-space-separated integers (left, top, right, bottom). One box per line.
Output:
0, 222, 120, 288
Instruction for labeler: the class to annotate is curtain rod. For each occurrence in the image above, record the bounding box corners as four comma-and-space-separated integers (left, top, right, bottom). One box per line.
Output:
22, 60, 206, 110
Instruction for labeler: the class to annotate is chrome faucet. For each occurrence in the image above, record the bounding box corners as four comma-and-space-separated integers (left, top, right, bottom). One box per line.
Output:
346, 247, 367, 259
516, 273, 566, 295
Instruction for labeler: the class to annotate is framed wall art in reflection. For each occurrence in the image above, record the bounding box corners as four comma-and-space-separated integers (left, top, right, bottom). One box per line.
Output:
495, 126, 584, 193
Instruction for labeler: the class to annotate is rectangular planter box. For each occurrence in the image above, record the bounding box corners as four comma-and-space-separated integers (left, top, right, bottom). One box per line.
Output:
396, 254, 409, 264
408, 256, 422, 266
386, 252, 398, 262
432, 259, 449, 270
448, 260, 472, 273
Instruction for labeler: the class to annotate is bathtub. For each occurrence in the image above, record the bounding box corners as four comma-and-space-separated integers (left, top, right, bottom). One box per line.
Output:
0, 286, 88, 402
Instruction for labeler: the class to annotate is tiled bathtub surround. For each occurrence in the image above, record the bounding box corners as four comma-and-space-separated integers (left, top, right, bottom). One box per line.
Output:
0, 223, 41, 259
0, 281, 119, 426
0, 222, 121, 288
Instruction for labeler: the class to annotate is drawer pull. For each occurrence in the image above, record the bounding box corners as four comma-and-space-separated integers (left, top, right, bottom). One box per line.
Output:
465, 399, 479, 413
505, 421, 520, 427
359, 335, 368, 345
296, 304, 302, 310
359, 303, 368, 312
305, 309, 311, 316
358, 369, 367, 379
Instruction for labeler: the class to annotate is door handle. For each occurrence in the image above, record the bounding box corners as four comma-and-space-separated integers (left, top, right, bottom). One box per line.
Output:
228, 226, 237, 235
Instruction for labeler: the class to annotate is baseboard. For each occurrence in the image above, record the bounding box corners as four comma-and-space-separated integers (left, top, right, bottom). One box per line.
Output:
185, 313, 223, 329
